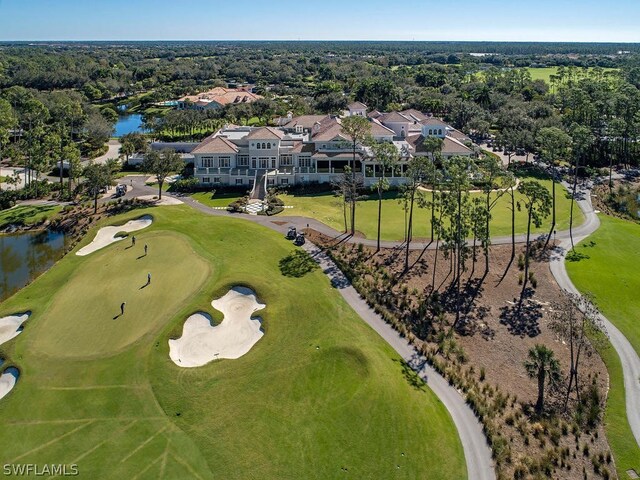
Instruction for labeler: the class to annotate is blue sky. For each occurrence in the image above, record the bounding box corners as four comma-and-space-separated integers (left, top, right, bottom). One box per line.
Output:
0, 0, 639, 42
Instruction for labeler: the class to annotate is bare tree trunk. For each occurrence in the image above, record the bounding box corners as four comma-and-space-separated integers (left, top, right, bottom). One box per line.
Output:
404, 187, 416, 272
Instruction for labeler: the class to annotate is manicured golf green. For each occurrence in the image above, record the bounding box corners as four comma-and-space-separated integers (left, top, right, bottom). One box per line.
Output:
525, 66, 618, 84
0, 204, 62, 229
566, 214, 640, 477
280, 176, 582, 241
0, 206, 466, 479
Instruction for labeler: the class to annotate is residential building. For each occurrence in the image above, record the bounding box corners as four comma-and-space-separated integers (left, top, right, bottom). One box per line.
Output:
190, 107, 475, 192
177, 87, 262, 110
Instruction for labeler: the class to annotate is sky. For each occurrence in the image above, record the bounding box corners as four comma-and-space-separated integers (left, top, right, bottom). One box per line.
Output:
0, 0, 639, 43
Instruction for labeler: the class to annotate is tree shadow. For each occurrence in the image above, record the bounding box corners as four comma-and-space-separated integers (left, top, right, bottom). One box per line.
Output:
393, 357, 427, 392
499, 290, 543, 337
279, 250, 320, 278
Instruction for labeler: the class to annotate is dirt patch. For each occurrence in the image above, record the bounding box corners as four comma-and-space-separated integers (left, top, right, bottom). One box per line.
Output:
308, 229, 613, 479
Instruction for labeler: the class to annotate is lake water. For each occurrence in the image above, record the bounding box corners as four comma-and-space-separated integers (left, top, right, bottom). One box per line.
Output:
114, 114, 144, 137
0, 230, 66, 301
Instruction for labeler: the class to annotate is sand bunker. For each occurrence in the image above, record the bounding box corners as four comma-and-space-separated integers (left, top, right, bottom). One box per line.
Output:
0, 313, 30, 347
0, 367, 19, 401
137, 195, 182, 206
169, 286, 265, 367
76, 215, 153, 256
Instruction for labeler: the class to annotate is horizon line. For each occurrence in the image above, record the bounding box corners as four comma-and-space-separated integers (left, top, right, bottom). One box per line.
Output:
1, 39, 640, 45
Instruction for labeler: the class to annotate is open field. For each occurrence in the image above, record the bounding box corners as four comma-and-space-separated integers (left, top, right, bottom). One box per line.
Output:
0, 206, 465, 479
0, 204, 62, 229
525, 66, 618, 83
280, 176, 583, 241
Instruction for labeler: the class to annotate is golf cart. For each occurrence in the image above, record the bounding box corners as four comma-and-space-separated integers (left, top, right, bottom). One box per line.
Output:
294, 232, 305, 246
286, 226, 297, 240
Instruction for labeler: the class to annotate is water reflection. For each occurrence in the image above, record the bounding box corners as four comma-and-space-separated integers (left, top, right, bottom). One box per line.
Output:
0, 230, 66, 301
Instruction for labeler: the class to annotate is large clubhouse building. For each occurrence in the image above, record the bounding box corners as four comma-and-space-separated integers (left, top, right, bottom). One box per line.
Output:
189, 103, 475, 189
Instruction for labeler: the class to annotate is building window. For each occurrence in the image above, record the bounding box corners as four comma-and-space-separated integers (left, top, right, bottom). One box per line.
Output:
257, 143, 261, 149
201, 156, 214, 168
280, 155, 293, 166
219, 156, 230, 168
299, 157, 312, 167
438, 128, 443, 135
203, 177, 210, 183
281, 178, 289, 185
267, 142, 271, 149
213, 177, 221, 183
235, 178, 243, 185
237, 155, 249, 166
262, 143, 266, 149
295, 125, 303, 133
428, 129, 433, 135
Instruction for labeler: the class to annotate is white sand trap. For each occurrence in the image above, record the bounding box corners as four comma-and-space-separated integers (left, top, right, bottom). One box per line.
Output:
0, 367, 19, 401
137, 195, 182, 206
0, 313, 30, 347
76, 215, 153, 256
169, 286, 265, 367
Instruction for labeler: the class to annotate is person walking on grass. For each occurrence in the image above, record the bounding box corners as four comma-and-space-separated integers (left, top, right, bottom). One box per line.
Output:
120, 302, 126, 315
144, 244, 148, 256
147, 272, 151, 285
132, 236, 136, 247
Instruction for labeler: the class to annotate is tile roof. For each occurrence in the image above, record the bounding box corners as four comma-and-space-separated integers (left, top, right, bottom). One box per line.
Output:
369, 120, 396, 137
179, 87, 262, 107
405, 134, 472, 155
379, 111, 411, 123
283, 115, 331, 130
290, 142, 315, 154
191, 135, 239, 154
245, 126, 285, 140
347, 101, 367, 110
400, 109, 430, 122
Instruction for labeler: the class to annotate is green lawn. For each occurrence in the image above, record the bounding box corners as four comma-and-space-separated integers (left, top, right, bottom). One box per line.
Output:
0, 204, 62, 229
567, 215, 640, 357
525, 67, 618, 84
190, 191, 242, 208
280, 176, 583, 241
566, 214, 640, 477
0, 206, 465, 479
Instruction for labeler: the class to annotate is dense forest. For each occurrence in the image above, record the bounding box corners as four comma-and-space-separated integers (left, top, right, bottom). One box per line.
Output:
1, 41, 639, 187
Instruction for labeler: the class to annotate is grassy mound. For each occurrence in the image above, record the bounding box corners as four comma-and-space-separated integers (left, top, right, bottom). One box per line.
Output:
0, 206, 466, 479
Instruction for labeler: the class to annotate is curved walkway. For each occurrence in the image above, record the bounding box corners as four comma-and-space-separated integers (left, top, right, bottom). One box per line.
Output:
123, 175, 640, 466
549, 182, 640, 448
301, 242, 495, 480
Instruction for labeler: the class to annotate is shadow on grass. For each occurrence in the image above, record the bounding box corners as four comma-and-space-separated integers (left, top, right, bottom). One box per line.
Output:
279, 250, 319, 278
393, 358, 427, 392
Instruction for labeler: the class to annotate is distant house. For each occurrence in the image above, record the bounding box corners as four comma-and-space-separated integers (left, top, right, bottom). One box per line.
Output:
177, 87, 262, 110
189, 107, 474, 190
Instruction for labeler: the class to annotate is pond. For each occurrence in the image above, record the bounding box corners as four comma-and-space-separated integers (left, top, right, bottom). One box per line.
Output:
0, 230, 67, 301
114, 114, 145, 137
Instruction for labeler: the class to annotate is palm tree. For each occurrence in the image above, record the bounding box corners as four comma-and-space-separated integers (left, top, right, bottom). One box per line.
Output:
524, 344, 561, 414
